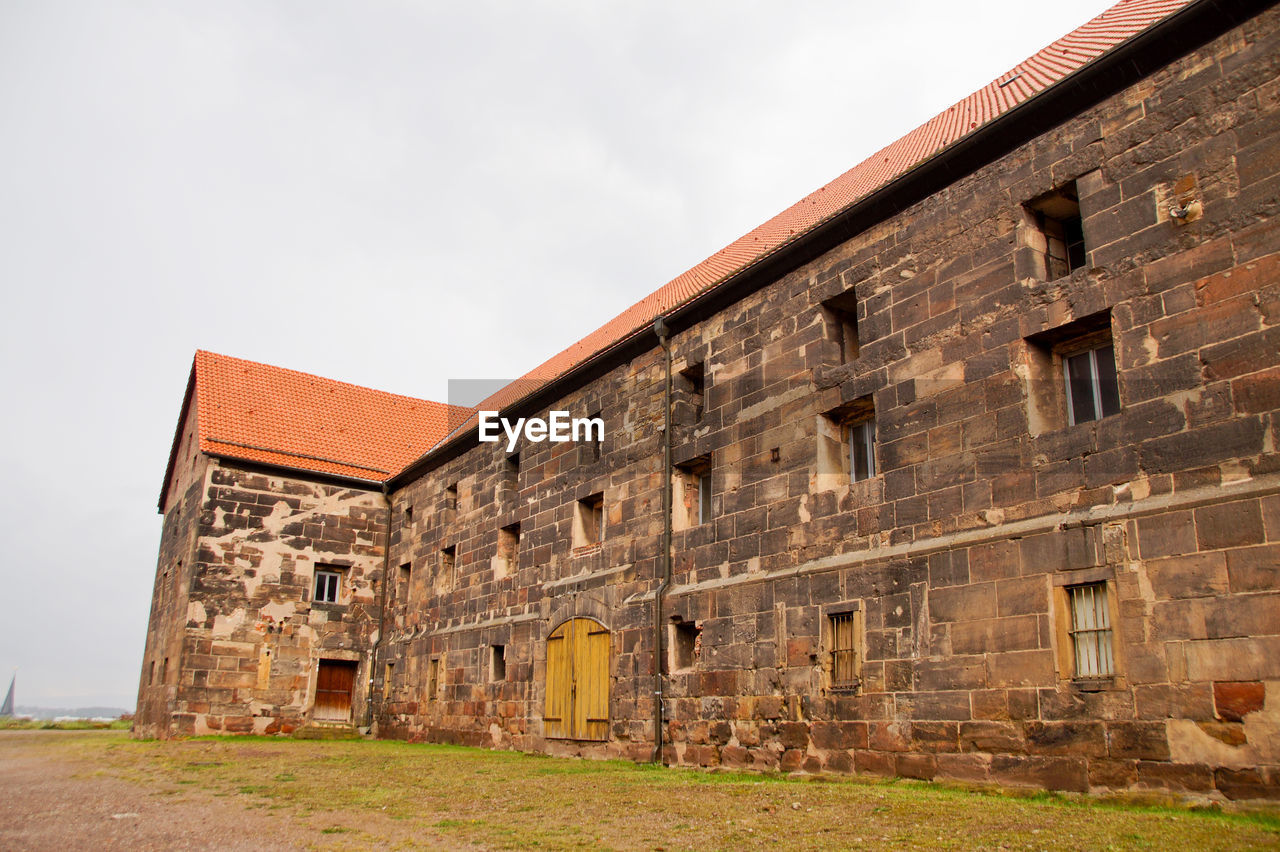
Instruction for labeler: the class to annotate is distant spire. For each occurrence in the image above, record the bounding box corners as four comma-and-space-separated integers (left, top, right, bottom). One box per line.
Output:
0, 673, 13, 717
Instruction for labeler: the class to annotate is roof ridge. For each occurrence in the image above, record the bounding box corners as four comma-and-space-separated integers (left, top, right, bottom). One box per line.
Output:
194, 349, 467, 411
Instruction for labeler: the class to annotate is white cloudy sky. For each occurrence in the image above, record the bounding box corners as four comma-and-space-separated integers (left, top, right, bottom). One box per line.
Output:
0, 0, 1118, 709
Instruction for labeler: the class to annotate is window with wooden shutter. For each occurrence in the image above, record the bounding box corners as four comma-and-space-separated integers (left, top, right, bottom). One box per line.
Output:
544, 617, 610, 741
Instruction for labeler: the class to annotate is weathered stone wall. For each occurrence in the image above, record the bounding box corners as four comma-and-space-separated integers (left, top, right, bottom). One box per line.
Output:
139, 454, 388, 737
378, 8, 1280, 800
136, 400, 209, 737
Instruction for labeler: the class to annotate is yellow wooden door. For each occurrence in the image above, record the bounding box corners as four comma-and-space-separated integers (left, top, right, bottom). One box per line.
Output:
545, 621, 571, 739
545, 618, 609, 740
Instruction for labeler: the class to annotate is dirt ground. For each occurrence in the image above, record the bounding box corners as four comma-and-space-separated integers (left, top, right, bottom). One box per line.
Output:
0, 731, 451, 851
1, 730, 1277, 851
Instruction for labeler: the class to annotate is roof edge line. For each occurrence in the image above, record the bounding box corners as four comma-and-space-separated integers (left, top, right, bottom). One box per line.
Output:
388, 0, 1269, 489
204, 438, 393, 476
207, 453, 388, 490
157, 358, 198, 513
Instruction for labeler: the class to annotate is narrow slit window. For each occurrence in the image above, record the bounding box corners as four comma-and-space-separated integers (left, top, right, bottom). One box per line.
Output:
588, 411, 603, 461
399, 562, 411, 601
491, 645, 507, 681
427, 658, 440, 700
1068, 582, 1114, 678
678, 364, 706, 422
822, 289, 860, 363
440, 545, 457, 588
498, 523, 521, 573
698, 471, 712, 525
504, 453, 520, 495
445, 483, 458, 511
574, 493, 605, 548
670, 618, 701, 671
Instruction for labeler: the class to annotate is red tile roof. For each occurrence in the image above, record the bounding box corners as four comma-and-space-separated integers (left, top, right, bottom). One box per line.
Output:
163, 0, 1200, 498
461, 0, 1192, 423
176, 351, 470, 488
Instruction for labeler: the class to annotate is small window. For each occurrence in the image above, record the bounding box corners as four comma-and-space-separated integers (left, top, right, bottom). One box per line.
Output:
573, 493, 605, 548
848, 418, 876, 482
1067, 583, 1114, 678
399, 562, 411, 601
698, 471, 712, 524
427, 658, 440, 701
674, 455, 712, 530
589, 411, 603, 461
148, 660, 155, 685
498, 523, 521, 575
490, 645, 507, 681
161, 657, 169, 683
1024, 311, 1120, 433
439, 545, 457, 588
404, 505, 414, 524
670, 618, 701, 672
1064, 343, 1120, 425
1025, 182, 1086, 280
817, 396, 877, 490
677, 364, 706, 422
829, 611, 861, 688
384, 662, 394, 689
822, 289, 860, 363
445, 483, 458, 511
314, 568, 341, 604
504, 453, 520, 496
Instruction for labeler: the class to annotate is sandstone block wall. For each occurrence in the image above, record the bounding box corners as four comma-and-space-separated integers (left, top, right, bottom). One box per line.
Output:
376, 9, 1280, 800
138, 455, 388, 737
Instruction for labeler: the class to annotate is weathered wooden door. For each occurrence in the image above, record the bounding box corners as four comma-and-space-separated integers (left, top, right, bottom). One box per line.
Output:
544, 618, 610, 740
314, 659, 357, 721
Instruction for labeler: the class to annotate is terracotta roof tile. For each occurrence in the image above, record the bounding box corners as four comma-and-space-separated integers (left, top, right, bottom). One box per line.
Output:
458, 0, 1191, 428
191, 350, 469, 483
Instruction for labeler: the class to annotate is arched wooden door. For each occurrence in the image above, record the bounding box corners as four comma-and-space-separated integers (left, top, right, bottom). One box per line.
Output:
544, 617, 610, 740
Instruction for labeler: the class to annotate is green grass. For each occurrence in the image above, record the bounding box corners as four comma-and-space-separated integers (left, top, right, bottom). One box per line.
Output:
9, 731, 1280, 850
0, 716, 131, 731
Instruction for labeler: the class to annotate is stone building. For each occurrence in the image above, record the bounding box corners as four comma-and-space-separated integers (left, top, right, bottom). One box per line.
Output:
140, 0, 1280, 799
136, 350, 466, 737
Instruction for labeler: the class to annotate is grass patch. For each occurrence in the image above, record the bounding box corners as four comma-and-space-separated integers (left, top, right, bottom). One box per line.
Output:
0, 717, 131, 731
7, 731, 1279, 850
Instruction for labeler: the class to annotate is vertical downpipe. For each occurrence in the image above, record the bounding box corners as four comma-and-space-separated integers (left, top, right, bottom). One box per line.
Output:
652, 317, 673, 764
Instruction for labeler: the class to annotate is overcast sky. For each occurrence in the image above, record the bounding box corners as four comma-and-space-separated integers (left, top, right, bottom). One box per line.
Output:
0, 0, 1119, 710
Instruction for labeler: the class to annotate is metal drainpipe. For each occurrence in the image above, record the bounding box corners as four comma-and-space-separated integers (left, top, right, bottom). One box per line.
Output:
652, 317, 673, 764
367, 485, 394, 730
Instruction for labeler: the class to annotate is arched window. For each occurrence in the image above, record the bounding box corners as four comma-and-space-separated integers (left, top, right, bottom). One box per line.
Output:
545, 617, 610, 741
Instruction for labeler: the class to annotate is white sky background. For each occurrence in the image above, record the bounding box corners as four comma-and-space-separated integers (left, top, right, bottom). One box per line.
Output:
0, 0, 1119, 709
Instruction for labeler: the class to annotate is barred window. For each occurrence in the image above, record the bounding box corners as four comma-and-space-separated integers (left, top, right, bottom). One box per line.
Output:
1068, 583, 1113, 678
830, 612, 860, 687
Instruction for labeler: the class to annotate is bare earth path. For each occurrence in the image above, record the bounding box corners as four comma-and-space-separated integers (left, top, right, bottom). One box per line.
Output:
0, 731, 323, 851
1, 730, 1277, 851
